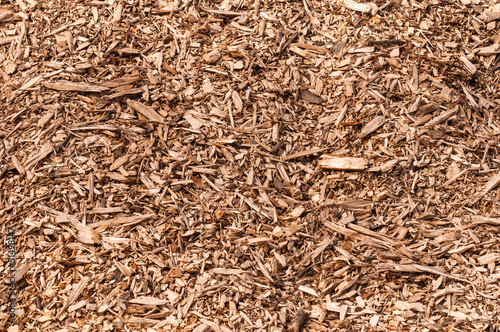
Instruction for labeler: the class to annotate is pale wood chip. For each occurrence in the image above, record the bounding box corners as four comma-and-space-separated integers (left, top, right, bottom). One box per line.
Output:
319, 155, 367, 170
211, 268, 246, 275
479, 10, 500, 23
57, 276, 90, 318
129, 296, 169, 306
44, 80, 109, 92
298, 285, 318, 297
23, 140, 53, 170
126, 99, 165, 122
359, 116, 385, 138
343, 0, 372, 13
424, 106, 458, 127
284, 148, 327, 161
471, 171, 500, 204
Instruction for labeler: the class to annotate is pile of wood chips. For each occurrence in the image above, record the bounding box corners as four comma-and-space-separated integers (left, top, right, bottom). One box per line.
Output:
1, 0, 500, 330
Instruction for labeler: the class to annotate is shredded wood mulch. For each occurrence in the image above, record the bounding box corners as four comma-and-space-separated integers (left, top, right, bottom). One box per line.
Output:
1, 0, 500, 331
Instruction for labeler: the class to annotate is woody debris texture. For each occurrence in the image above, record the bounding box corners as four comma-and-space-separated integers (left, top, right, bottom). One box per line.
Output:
1, 0, 500, 331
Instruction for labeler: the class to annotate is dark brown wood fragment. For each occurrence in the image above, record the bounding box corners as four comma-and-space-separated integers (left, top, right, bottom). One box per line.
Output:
299, 90, 324, 104
290, 308, 306, 332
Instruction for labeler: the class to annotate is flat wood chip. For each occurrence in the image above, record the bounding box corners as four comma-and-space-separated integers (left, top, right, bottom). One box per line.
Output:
319, 155, 367, 170
126, 99, 165, 123
44, 80, 110, 92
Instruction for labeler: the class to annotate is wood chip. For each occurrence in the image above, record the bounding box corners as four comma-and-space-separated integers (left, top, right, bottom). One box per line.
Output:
359, 116, 385, 138
56, 277, 90, 318
479, 10, 500, 23
126, 99, 165, 122
299, 90, 324, 104
129, 297, 169, 306
319, 155, 367, 170
44, 80, 109, 92
424, 106, 458, 127
283, 148, 327, 161
471, 171, 500, 204
343, 0, 372, 13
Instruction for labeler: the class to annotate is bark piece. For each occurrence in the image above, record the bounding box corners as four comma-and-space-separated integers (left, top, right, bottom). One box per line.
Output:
203, 49, 221, 64
290, 308, 306, 332
299, 90, 324, 104
117, 48, 141, 57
